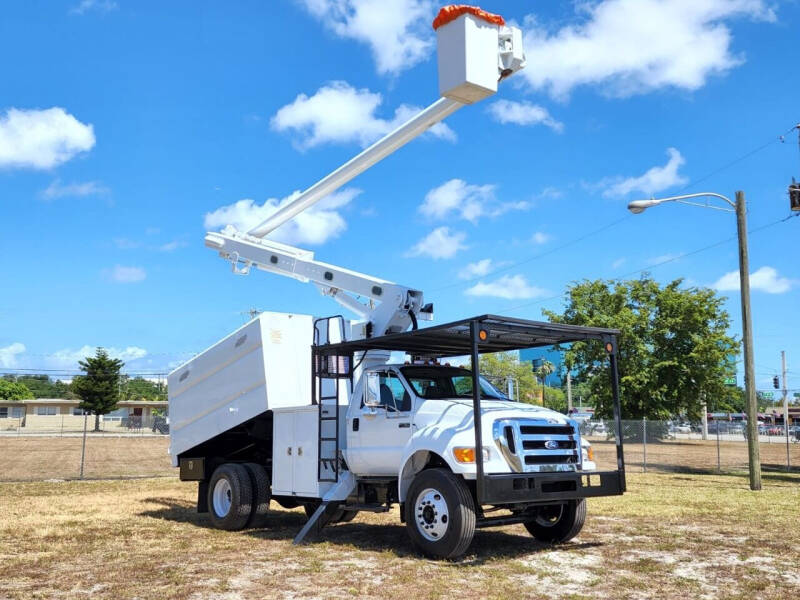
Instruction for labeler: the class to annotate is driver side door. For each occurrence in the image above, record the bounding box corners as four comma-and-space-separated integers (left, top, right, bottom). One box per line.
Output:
348, 370, 414, 476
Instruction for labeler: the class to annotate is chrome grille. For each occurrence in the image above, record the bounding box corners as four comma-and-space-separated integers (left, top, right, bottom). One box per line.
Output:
493, 418, 580, 473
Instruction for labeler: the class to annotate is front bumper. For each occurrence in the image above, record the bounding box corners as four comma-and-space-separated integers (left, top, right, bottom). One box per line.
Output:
480, 470, 625, 505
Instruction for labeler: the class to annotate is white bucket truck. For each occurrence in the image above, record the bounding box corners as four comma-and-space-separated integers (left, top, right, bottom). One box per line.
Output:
169, 5, 626, 559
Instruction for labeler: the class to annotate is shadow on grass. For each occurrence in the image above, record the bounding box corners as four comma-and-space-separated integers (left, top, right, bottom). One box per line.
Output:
139, 497, 602, 563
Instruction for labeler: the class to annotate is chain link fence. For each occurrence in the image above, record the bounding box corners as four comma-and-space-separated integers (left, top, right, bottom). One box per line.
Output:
585, 419, 800, 474
3, 415, 798, 482
0, 413, 169, 436
0, 414, 173, 482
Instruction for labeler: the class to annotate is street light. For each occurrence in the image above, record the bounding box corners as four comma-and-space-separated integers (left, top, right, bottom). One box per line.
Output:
627, 190, 762, 491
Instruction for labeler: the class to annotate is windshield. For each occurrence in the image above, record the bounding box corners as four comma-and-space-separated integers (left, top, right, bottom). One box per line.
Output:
400, 366, 510, 401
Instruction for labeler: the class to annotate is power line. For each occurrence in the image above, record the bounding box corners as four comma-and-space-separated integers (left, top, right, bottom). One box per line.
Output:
433, 121, 798, 295
491, 211, 797, 316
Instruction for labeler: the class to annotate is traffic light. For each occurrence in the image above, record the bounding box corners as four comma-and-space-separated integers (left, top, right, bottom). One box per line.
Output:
773, 375, 780, 389
790, 178, 800, 211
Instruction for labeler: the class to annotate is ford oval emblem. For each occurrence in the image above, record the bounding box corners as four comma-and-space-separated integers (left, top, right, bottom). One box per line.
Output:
544, 440, 559, 450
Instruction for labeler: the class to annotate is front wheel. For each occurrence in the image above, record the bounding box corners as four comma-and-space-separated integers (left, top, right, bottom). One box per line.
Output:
404, 468, 476, 560
523, 499, 586, 543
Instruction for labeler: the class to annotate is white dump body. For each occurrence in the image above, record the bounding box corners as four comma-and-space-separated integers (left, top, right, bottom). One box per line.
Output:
168, 311, 313, 464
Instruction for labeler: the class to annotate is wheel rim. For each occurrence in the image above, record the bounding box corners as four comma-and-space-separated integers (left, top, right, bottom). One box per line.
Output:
534, 504, 564, 528
414, 487, 449, 541
212, 478, 233, 517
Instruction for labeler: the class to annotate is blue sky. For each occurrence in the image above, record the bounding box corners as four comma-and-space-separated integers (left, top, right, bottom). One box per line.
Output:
1, 0, 798, 396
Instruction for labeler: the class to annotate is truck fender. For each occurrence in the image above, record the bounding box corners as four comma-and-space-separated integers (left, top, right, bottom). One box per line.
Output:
398, 450, 451, 503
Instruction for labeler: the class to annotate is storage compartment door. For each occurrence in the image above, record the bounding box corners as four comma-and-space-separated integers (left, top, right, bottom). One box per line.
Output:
271, 411, 294, 495
292, 410, 320, 497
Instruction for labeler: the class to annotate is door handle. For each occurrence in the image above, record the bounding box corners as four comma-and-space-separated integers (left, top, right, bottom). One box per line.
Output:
398, 422, 411, 428
353, 418, 359, 431
298, 447, 303, 456
287, 447, 292, 455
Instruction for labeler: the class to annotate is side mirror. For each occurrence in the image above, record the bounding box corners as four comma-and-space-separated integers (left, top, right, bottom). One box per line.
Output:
364, 372, 382, 408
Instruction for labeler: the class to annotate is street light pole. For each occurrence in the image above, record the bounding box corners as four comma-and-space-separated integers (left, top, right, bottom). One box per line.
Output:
628, 190, 762, 490
735, 191, 761, 490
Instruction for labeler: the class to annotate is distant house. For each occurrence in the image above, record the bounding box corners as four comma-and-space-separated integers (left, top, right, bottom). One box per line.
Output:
0, 398, 168, 432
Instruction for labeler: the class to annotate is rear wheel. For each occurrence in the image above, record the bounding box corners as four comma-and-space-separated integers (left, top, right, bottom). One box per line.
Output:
242, 463, 271, 528
207, 463, 253, 531
523, 499, 586, 543
404, 468, 475, 560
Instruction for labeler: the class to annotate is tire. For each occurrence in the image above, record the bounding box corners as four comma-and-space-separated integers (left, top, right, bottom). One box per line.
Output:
337, 509, 358, 523
404, 468, 476, 560
242, 463, 271, 528
523, 499, 586, 543
207, 463, 254, 531
304, 501, 346, 525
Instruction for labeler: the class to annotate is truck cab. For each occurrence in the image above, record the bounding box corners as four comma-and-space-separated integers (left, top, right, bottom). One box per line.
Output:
346, 363, 596, 482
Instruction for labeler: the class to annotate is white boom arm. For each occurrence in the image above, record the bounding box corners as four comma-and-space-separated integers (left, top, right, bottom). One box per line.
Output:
248, 97, 462, 239
206, 227, 431, 338
207, 9, 525, 342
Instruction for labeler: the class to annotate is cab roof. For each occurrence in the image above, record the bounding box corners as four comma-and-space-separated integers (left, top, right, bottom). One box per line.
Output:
314, 314, 618, 358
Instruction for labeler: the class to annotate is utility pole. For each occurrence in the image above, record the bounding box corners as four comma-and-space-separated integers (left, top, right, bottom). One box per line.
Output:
782, 351, 790, 471
736, 190, 762, 491
566, 371, 573, 414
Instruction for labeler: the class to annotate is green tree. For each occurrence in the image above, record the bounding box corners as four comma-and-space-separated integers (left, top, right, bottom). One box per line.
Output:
1, 374, 76, 399
71, 348, 124, 431
120, 376, 166, 402
0, 379, 33, 401
480, 352, 537, 403
544, 277, 738, 420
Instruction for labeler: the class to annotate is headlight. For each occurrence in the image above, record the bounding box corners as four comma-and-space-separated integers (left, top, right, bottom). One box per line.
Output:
452, 447, 490, 463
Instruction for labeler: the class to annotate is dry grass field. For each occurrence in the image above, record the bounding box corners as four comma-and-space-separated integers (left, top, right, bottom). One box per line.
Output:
0, 437, 172, 481
1, 471, 799, 600
589, 438, 800, 474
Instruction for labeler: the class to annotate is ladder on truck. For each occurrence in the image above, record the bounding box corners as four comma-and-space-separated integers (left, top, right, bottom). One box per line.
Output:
312, 316, 351, 483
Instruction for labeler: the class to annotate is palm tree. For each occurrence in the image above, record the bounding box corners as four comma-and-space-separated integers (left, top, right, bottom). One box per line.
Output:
534, 360, 556, 406
535, 360, 555, 387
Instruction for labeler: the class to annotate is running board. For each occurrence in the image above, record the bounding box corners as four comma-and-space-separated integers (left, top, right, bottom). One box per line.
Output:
292, 472, 356, 545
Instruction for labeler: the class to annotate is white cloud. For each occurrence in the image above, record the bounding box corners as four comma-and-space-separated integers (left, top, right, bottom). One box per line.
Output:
420, 179, 529, 223
204, 188, 360, 245
406, 227, 467, 259
270, 81, 455, 150
0, 343, 26, 368
0, 342, 147, 372
487, 100, 564, 132
465, 275, 548, 300
158, 240, 186, 252
458, 259, 494, 280
602, 148, 687, 198
713, 266, 795, 294
531, 232, 551, 245
70, 0, 118, 14
521, 0, 775, 99
612, 257, 626, 269
298, 0, 434, 75
44, 346, 148, 370
106, 265, 146, 283
646, 253, 682, 266
113, 238, 140, 250
40, 179, 109, 200
0, 107, 95, 170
